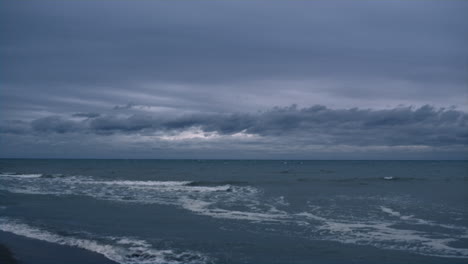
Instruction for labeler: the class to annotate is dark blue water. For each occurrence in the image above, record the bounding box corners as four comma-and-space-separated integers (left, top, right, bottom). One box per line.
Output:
0, 159, 467, 264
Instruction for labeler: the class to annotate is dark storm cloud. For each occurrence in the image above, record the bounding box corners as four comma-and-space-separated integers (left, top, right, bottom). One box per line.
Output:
10, 105, 466, 147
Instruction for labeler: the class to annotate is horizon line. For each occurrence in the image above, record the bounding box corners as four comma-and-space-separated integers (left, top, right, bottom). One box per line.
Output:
0, 158, 466, 161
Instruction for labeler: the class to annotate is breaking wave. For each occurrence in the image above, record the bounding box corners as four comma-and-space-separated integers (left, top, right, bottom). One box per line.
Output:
0, 173, 268, 221
0, 172, 43, 178
0, 217, 211, 264
187, 181, 249, 187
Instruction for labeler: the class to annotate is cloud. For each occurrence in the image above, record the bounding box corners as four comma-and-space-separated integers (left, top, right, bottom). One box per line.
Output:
1, 1, 467, 159
2, 1, 467, 88
72, 112, 101, 118
1, 1, 467, 120
31, 116, 83, 134
7, 105, 466, 148
113, 103, 136, 110
0, 120, 30, 134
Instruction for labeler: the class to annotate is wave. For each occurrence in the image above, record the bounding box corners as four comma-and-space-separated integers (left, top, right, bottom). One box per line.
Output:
0, 174, 286, 223
0, 172, 68, 179
0, 174, 233, 193
0, 218, 211, 264
380, 206, 414, 220
186, 181, 249, 187
180, 197, 291, 223
0, 173, 43, 178
296, 209, 468, 259
98, 180, 193, 187
40, 173, 67, 178
91, 180, 233, 193
379, 206, 467, 231
0, 174, 258, 218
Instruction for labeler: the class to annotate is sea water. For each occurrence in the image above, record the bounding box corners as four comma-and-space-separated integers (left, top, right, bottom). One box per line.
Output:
0, 159, 467, 264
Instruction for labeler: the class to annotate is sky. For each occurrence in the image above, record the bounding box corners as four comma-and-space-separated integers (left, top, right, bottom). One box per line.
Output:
1, 0, 467, 159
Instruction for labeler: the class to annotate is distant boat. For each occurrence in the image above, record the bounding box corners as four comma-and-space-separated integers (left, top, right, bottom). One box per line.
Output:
383, 176, 394, 180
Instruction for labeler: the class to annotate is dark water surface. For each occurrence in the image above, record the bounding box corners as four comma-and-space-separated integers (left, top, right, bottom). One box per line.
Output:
0, 159, 467, 264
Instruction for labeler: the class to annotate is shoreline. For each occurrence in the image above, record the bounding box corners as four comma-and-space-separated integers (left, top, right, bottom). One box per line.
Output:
0, 231, 117, 264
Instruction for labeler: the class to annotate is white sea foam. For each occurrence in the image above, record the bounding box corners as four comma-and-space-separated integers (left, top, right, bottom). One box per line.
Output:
0, 218, 210, 264
296, 212, 328, 222
180, 197, 291, 223
0, 173, 42, 178
114, 237, 151, 248
380, 206, 411, 219
273, 196, 290, 206
380, 206, 422, 221
297, 208, 468, 259
379, 206, 467, 231
73, 179, 232, 193
99, 180, 193, 187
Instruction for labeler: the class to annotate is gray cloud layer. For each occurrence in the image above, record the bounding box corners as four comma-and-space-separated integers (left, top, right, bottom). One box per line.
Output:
2, 1, 467, 115
4, 105, 466, 147
1, 1, 467, 158
2, 1, 467, 87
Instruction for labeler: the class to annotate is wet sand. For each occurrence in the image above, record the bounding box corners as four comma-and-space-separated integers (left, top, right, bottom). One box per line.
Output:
0, 242, 18, 264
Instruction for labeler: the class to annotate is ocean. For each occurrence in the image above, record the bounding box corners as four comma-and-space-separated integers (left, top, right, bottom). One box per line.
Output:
0, 159, 467, 264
